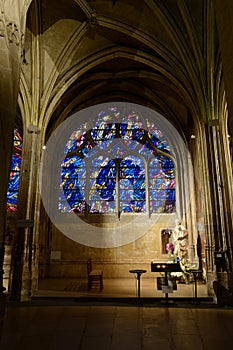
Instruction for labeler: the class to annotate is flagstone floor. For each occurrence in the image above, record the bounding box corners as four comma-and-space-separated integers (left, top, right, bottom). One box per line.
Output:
34, 276, 208, 300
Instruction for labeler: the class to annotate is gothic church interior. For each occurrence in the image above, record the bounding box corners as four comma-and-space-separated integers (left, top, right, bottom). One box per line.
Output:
1, 0, 233, 305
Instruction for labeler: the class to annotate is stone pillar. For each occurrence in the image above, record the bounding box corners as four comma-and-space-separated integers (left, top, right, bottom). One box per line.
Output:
214, 0, 233, 293
0, 3, 23, 336
204, 121, 233, 292
2, 218, 15, 293
10, 127, 41, 300
214, 0, 233, 139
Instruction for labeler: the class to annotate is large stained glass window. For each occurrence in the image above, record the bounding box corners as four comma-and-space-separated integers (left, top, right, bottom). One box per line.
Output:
59, 107, 175, 215
7, 129, 22, 211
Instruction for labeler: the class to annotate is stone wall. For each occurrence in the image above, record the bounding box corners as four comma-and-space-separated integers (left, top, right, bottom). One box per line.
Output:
47, 213, 177, 278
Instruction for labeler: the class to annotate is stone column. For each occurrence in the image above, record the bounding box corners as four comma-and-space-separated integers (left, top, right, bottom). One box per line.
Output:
0, 4, 23, 336
214, 0, 233, 292
212, 123, 233, 288
214, 0, 233, 140
204, 122, 233, 291
10, 127, 41, 300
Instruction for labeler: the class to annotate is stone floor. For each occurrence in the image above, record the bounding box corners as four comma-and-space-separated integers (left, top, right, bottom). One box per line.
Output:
1, 299, 233, 350
35, 276, 209, 299
1, 277, 232, 350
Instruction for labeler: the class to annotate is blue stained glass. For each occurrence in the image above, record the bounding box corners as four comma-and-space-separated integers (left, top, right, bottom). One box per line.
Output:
144, 139, 154, 152
11, 154, 21, 171
134, 178, 146, 189
7, 129, 22, 211
119, 157, 146, 212
166, 189, 175, 200
95, 179, 116, 189
64, 189, 84, 201
150, 190, 167, 200
99, 188, 115, 200
120, 190, 133, 200
150, 201, 164, 213
120, 157, 146, 212
149, 157, 175, 189
80, 141, 94, 157
60, 155, 87, 212
89, 189, 116, 200
145, 131, 170, 154
138, 144, 153, 158
63, 190, 85, 213
167, 179, 175, 188
91, 123, 116, 141
127, 156, 144, 167
64, 203, 85, 213
99, 166, 116, 178
149, 133, 170, 153
61, 167, 86, 181
72, 202, 86, 213
121, 204, 133, 212
89, 200, 115, 213
94, 160, 116, 201
59, 107, 175, 214
120, 179, 133, 188
120, 165, 142, 179
119, 123, 127, 135
90, 178, 115, 188
59, 192, 71, 212
121, 200, 145, 213
59, 191, 68, 202
85, 147, 98, 159
149, 178, 167, 189
61, 178, 81, 189
160, 157, 174, 174
120, 124, 144, 141
13, 129, 23, 151
149, 157, 161, 168
109, 141, 128, 158
132, 189, 145, 200
64, 130, 86, 153
62, 156, 84, 168
7, 172, 20, 191
123, 139, 139, 151
67, 179, 86, 188
98, 140, 113, 150
91, 156, 113, 167
149, 133, 160, 147
7, 191, 18, 205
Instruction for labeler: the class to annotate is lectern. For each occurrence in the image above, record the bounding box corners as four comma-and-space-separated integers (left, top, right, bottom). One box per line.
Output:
151, 262, 183, 303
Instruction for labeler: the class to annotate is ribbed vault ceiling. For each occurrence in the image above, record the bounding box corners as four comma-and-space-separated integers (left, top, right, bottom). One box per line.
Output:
20, 0, 222, 141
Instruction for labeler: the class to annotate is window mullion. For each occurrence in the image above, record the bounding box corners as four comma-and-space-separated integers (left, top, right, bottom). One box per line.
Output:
115, 159, 121, 220
145, 161, 150, 218
86, 158, 90, 216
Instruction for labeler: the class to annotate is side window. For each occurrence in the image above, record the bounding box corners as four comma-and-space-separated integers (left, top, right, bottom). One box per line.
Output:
7, 129, 22, 211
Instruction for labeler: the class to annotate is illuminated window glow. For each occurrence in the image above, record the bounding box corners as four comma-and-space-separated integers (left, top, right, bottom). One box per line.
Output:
7, 129, 22, 211
59, 108, 175, 214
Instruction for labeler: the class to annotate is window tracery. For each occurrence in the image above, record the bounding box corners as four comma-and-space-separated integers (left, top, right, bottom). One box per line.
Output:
59, 108, 176, 215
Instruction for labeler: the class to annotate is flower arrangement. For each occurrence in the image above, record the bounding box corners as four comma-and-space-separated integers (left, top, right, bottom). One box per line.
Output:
166, 242, 174, 254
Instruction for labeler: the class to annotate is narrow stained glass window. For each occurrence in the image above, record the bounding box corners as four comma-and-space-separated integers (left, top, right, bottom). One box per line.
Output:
89, 157, 116, 213
59, 156, 86, 213
7, 129, 22, 211
120, 156, 145, 213
149, 156, 175, 213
